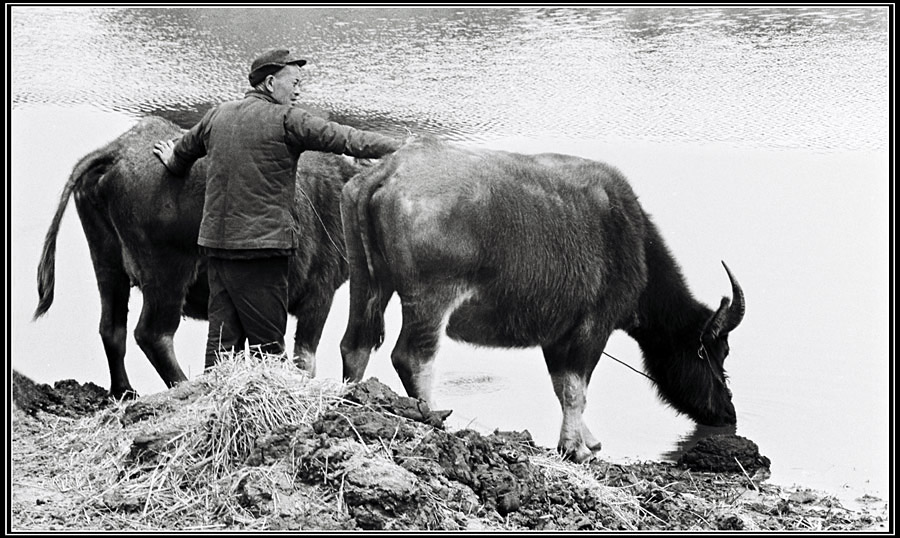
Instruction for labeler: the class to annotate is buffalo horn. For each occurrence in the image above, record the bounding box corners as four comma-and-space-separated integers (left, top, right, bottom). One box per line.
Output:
720, 261, 745, 334
705, 262, 746, 339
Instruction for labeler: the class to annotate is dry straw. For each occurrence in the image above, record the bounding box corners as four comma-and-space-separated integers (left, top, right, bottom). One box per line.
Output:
44, 351, 344, 529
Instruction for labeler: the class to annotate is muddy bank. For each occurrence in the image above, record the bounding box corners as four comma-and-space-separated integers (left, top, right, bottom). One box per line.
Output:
10, 364, 888, 531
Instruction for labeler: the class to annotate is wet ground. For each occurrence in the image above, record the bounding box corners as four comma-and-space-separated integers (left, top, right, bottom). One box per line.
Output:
10, 370, 887, 531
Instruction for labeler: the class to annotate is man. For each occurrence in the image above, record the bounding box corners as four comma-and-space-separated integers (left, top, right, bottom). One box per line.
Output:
154, 48, 400, 369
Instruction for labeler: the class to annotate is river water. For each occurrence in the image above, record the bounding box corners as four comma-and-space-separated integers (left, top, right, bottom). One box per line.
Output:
9, 6, 890, 511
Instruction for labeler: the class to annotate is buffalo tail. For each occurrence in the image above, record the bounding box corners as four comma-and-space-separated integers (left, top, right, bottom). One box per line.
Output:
34, 148, 116, 319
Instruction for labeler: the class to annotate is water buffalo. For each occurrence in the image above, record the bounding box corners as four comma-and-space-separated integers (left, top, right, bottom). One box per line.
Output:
339, 136, 745, 462
34, 115, 366, 398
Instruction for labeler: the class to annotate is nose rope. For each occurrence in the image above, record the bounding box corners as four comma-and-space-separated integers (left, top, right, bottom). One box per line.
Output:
604, 345, 726, 388
602, 351, 657, 384
698, 341, 727, 386
296, 184, 348, 263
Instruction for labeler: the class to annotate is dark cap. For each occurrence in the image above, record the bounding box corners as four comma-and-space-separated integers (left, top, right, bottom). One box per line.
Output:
248, 48, 307, 86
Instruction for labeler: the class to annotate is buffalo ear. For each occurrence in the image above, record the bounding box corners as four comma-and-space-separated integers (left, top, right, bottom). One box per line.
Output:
703, 297, 732, 339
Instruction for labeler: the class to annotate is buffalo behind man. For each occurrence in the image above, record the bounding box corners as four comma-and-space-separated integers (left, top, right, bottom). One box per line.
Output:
34, 115, 367, 398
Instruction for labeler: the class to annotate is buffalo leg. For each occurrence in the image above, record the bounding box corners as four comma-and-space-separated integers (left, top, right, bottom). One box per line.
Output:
292, 306, 327, 377
339, 183, 393, 382
340, 274, 393, 382
77, 202, 136, 399
390, 288, 460, 407
97, 268, 134, 399
291, 285, 339, 377
542, 320, 607, 463
133, 284, 188, 388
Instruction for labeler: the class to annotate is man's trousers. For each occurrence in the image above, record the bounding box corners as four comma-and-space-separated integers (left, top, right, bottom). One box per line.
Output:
205, 255, 290, 368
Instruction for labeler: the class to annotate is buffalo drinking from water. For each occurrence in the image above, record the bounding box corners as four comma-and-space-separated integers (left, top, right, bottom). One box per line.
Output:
340, 136, 746, 462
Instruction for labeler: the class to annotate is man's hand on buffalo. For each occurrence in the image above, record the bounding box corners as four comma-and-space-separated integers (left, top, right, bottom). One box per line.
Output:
153, 138, 180, 175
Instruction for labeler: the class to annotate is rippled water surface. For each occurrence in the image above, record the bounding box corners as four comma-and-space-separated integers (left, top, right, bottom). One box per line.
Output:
10, 6, 890, 512
12, 6, 888, 150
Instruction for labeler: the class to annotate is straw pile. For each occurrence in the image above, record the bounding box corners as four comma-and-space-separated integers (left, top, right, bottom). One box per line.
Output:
13, 353, 348, 530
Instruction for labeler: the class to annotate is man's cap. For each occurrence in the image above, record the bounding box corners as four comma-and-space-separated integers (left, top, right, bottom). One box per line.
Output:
248, 49, 307, 86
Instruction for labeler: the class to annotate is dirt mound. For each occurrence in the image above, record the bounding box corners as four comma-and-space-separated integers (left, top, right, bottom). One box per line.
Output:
294, 378, 634, 529
9, 365, 888, 531
13, 370, 110, 418
678, 434, 771, 473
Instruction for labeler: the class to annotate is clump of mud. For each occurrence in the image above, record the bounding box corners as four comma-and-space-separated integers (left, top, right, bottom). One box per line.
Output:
13, 370, 109, 418
678, 434, 771, 474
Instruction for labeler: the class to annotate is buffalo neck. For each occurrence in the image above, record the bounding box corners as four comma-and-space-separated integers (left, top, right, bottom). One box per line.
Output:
624, 218, 712, 371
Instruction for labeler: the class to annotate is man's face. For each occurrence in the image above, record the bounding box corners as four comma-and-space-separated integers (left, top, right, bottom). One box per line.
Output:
267, 64, 303, 106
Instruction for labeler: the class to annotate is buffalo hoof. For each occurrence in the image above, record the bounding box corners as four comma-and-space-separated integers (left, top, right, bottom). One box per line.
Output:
293, 352, 316, 377
559, 443, 597, 464
586, 444, 606, 463
110, 388, 139, 401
